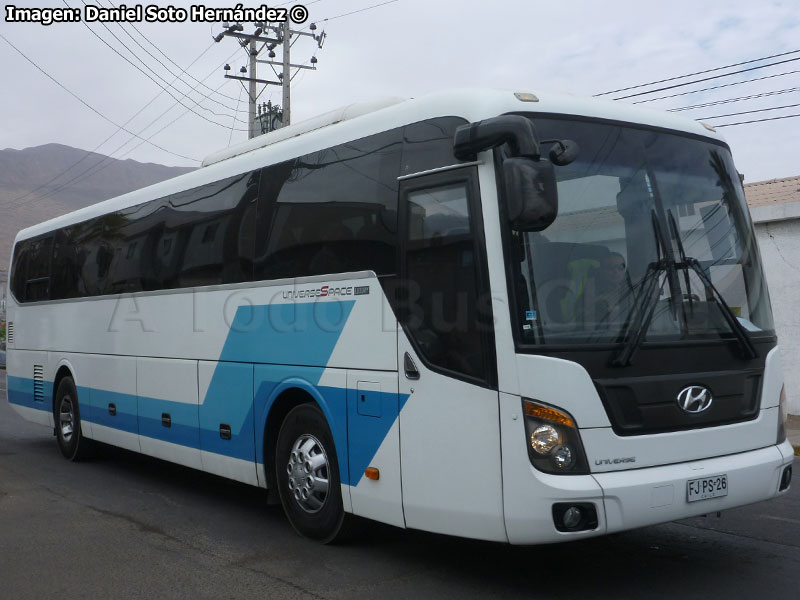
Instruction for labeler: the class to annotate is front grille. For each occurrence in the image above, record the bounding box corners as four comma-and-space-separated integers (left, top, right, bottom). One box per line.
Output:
595, 369, 762, 436
33, 365, 45, 403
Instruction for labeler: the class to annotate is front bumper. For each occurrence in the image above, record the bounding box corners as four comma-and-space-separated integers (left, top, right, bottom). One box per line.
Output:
596, 440, 793, 535
503, 438, 794, 544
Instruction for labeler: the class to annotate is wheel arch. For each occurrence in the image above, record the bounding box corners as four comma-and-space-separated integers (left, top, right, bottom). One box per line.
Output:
261, 378, 348, 505
264, 387, 313, 499
52, 361, 76, 422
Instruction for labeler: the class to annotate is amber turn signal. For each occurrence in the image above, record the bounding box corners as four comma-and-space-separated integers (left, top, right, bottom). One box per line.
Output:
365, 467, 380, 480
523, 400, 576, 428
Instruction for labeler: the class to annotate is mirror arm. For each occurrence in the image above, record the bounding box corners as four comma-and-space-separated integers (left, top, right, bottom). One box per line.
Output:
453, 115, 541, 161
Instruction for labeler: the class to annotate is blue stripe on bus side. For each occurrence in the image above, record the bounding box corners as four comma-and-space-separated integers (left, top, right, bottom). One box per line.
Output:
199, 362, 254, 461
214, 302, 357, 365
9, 374, 407, 486
85, 388, 139, 435
138, 395, 201, 449
208, 301, 358, 468
6, 300, 406, 486
347, 390, 410, 486
7, 375, 50, 411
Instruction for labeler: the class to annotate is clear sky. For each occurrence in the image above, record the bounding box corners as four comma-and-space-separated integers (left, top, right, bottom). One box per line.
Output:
1, 0, 798, 183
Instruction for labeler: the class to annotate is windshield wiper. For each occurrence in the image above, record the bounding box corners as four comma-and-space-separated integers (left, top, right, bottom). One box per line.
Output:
679, 256, 758, 359
667, 209, 757, 360
613, 208, 758, 367
668, 211, 695, 320
612, 260, 666, 367
612, 211, 667, 367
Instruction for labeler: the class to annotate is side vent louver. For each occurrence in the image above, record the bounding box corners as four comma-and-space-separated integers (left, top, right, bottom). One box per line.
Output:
33, 365, 45, 403
6, 322, 12, 345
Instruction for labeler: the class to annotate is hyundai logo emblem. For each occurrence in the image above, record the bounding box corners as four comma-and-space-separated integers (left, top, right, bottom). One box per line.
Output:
677, 386, 713, 413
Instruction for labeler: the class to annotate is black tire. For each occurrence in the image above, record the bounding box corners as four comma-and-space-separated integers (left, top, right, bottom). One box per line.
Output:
275, 403, 352, 543
54, 377, 94, 461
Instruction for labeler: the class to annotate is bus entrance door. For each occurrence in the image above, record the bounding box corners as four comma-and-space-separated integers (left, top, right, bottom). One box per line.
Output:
396, 171, 506, 542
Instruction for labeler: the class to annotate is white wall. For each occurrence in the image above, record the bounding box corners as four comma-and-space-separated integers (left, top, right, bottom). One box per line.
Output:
752, 205, 800, 415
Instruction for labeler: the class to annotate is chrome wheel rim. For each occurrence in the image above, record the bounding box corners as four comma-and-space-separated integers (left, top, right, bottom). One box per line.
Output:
286, 434, 330, 513
59, 395, 75, 442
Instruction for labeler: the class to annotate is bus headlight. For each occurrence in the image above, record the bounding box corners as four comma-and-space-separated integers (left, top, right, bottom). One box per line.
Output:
777, 385, 788, 444
522, 399, 589, 475
531, 425, 561, 455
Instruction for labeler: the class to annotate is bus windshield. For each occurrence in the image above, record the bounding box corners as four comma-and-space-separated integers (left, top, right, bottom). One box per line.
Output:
509, 116, 774, 346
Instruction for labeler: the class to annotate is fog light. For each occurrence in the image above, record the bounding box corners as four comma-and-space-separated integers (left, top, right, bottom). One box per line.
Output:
552, 445, 575, 470
552, 502, 599, 532
780, 465, 792, 491
563, 506, 582, 529
531, 425, 560, 455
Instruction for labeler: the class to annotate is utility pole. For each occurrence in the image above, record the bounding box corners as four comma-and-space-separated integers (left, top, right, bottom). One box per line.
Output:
281, 20, 291, 126
215, 20, 325, 138
249, 39, 258, 137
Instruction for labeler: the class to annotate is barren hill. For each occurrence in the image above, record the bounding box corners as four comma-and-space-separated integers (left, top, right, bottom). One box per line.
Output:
0, 143, 193, 279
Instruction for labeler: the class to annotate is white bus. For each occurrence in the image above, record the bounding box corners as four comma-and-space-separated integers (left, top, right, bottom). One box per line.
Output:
5, 89, 793, 543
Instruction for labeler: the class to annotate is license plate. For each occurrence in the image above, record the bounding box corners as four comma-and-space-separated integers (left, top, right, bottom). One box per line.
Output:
687, 474, 728, 502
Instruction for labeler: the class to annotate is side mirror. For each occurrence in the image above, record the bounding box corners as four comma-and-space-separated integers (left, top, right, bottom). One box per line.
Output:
504, 157, 558, 231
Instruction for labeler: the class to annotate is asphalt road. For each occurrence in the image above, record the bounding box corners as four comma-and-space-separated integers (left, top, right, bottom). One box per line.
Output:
1, 371, 798, 600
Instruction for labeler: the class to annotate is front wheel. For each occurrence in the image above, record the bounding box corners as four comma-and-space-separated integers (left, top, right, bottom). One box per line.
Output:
275, 403, 350, 542
55, 377, 93, 461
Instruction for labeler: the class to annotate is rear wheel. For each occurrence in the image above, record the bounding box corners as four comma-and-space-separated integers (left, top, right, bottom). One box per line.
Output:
55, 377, 93, 461
275, 403, 351, 543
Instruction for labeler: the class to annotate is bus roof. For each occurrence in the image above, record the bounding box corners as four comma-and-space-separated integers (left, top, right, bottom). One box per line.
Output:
14, 88, 724, 243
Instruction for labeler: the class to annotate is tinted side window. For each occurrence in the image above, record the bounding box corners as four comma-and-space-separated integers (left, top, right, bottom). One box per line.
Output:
401, 117, 469, 175
106, 171, 261, 293
402, 177, 490, 382
51, 227, 84, 300
25, 236, 53, 301
77, 214, 119, 296
10, 241, 30, 301
29, 171, 261, 299
255, 130, 402, 280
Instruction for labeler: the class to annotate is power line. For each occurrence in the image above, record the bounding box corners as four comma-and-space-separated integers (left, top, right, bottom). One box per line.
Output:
2, 42, 220, 209
3, 0, 400, 210
695, 102, 800, 121
229, 86, 244, 147
103, 0, 242, 103
610, 55, 800, 100
63, 0, 243, 128
669, 87, 800, 112
595, 49, 800, 96
100, 0, 243, 107
84, 7, 241, 114
632, 68, 800, 105
714, 113, 800, 128
1, 50, 243, 211
315, 0, 400, 23
0, 31, 198, 162
2, 44, 241, 211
